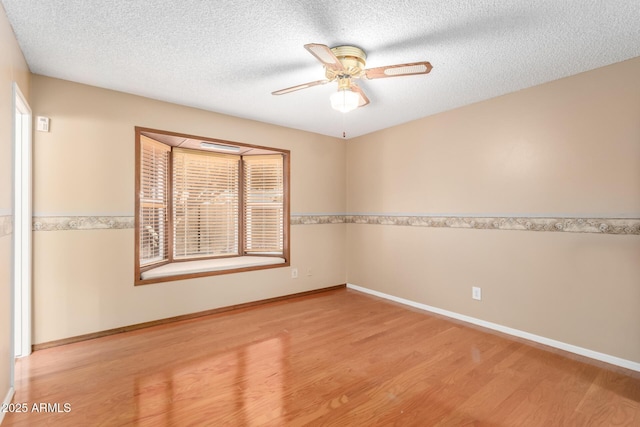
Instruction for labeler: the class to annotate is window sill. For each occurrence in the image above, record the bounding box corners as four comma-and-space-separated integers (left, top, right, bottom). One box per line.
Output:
140, 256, 286, 282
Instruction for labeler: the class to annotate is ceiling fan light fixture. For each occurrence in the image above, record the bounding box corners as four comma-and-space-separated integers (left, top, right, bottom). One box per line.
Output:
330, 88, 360, 113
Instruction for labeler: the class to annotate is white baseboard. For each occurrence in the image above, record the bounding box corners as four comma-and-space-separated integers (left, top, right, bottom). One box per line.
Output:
347, 283, 640, 373
1, 387, 15, 425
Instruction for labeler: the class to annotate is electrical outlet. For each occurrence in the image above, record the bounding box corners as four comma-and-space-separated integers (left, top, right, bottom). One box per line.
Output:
291, 268, 298, 279
472, 286, 482, 301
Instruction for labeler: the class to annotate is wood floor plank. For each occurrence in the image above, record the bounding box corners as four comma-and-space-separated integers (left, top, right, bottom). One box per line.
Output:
3, 288, 640, 426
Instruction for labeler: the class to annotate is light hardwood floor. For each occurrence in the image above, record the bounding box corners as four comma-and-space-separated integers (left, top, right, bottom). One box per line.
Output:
4, 288, 640, 426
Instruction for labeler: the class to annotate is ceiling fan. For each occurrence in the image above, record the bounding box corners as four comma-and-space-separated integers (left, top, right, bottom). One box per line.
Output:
272, 43, 433, 113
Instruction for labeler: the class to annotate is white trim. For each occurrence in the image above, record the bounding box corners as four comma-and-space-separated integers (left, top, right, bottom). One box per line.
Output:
1, 387, 16, 424
12, 82, 32, 362
347, 283, 640, 373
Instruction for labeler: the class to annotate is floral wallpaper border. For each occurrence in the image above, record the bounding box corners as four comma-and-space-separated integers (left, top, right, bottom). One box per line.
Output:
33, 216, 134, 231
31, 214, 640, 235
345, 215, 640, 235
0, 215, 12, 238
290, 215, 347, 225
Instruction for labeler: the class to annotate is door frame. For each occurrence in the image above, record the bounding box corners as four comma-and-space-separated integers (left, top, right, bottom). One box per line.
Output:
12, 82, 32, 364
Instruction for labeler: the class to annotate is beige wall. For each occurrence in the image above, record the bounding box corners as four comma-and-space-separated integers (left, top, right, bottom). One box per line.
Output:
31, 75, 346, 343
0, 2, 30, 409
346, 57, 640, 363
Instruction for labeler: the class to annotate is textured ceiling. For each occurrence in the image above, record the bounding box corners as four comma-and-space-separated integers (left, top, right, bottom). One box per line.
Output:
2, 0, 640, 139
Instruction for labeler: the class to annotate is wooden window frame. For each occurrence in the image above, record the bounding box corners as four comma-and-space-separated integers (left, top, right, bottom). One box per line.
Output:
134, 127, 290, 285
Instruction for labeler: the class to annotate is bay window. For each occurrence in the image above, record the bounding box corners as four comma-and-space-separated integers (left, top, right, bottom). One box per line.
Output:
135, 127, 289, 284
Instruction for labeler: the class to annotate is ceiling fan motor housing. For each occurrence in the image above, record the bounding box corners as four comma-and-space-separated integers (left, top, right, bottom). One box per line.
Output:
327, 45, 367, 79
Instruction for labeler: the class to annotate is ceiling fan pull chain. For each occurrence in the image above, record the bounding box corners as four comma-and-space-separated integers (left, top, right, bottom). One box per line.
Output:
342, 112, 346, 138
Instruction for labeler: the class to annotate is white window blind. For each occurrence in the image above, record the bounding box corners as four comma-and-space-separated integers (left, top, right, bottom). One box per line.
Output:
139, 136, 170, 265
172, 148, 240, 259
243, 155, 284, 254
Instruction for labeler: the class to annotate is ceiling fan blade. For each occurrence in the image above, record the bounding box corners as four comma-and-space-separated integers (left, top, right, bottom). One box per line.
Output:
272, 79, 329, 95
350, 83, 370, 107
304, 43, 344, 71
365, 61, 433, 79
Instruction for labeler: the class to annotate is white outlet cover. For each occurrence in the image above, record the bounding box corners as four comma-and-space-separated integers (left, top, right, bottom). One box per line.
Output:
472, 287, 482, 301
291, 268, 298, 279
